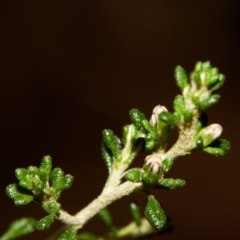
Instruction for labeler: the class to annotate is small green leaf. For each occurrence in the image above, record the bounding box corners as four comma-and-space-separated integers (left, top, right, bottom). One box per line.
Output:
0, 217, 36, 240
77, 233, 97, 240
173, 95, 186, 114
6, 184, 19, 199
14, 195, 34, 206
203, 139, 230, 157
160, 112, 176, 126
141, 120, 153, 133
174, 66, 188, 91
32, 180, 44, 193
144, 195, 166, 230
36, 214, 54, 231
27, 166, 39, 175
44, 186, 56, 196
50, 168, 64, 188
124, 168, 141, 182
160, 178, 186, 189
194, 61, 202, 72
19, 175, 33, 190
146, 132, 158, 141
192, 71, 201, 88
199, 94, 221, 110
42, 202, 61, 214
196, 136, 203, 149
102, 129, 122, 159
129, 109, 147, 133
162, 158, 173, 172
40, 156, 52, 174
6, 184, 33, 206
210, 74, 226, 91
98, 208, 116, 233
15, 168, 28, 181
101, 142, 113, 174
123, 125, 137, 144
202, 61, 211, 70
145, 140, 156, 150
58, 227, 77, 240
63, 174, 74, 190
204, 67, 219, 86
130, 202, 141, 226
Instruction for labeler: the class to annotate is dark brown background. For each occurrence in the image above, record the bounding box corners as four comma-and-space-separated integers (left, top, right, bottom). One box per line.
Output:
0, 0, 239, 239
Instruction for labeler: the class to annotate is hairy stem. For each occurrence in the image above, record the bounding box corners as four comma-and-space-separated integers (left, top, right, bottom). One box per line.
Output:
58, 181, 143, 229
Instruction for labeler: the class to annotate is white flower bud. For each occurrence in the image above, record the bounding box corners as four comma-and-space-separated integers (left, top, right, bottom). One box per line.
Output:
197, 124, 223, 147
144, 155, 163, 174
150, 105, 168, 126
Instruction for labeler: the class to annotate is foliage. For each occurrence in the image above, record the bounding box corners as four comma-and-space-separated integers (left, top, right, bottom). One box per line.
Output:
1, 61, 230, 239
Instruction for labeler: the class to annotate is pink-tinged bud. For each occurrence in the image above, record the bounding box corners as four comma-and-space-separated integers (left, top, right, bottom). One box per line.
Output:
142, 154, 164, 185
150, 105, 168, 126
197, 124, 223, 147
144, 155, 163, 174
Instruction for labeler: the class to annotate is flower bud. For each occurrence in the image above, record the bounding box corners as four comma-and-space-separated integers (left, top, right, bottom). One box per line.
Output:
142, 155, 164, 186
150, 105, 168, 126
197, 124, 223, 147
144, 155, 163, 174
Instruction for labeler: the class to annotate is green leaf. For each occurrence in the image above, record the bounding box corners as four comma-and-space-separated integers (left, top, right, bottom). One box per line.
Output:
62, 174, 74, 190
6, 184, 20, 200
194, 61, 202, 72
211, 74, 226, 91
160, 112, 176, 126
162, 158, 173, 172
39, 156, 52, 175
199, 94, 221, 110
13, 195, 34, 206
77, 233, 97, 240
44, 186, 56, 196
145, 140, 156, 150
203, 139, 230, 157
101, 142, 113, 174
0, 218, 36, 240
98, 208, 116, 234
50, 168, 64, 188
42, 202, 61, 214
144, 195, 166, 230
192, 72, 201, 88
129, 109, 147, 133
58, 227, 77, 240
19, 175, 33, 190
36, 214, 54, 231
6, 184, 34, 206
204, 67, 219, 86
102, 129, 122, 159
202, 61, 211, 70
124, 168, 141, 182
27, 166, 39, 175
174, 66, 188, 91
15, 168, 28, 181
173, 95, 186, 113
130, 202, 141, 226
141, 120, 153, 132
123, 125, 137, 144
196, 136, 203, 149
160, 178, 186, 189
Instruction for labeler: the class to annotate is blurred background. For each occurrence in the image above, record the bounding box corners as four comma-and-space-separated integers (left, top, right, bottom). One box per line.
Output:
0, 0, 239, 239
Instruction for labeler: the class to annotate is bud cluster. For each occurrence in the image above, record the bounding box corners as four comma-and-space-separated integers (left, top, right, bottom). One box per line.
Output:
6, 156, 74, 231
180, 61, 226, 111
